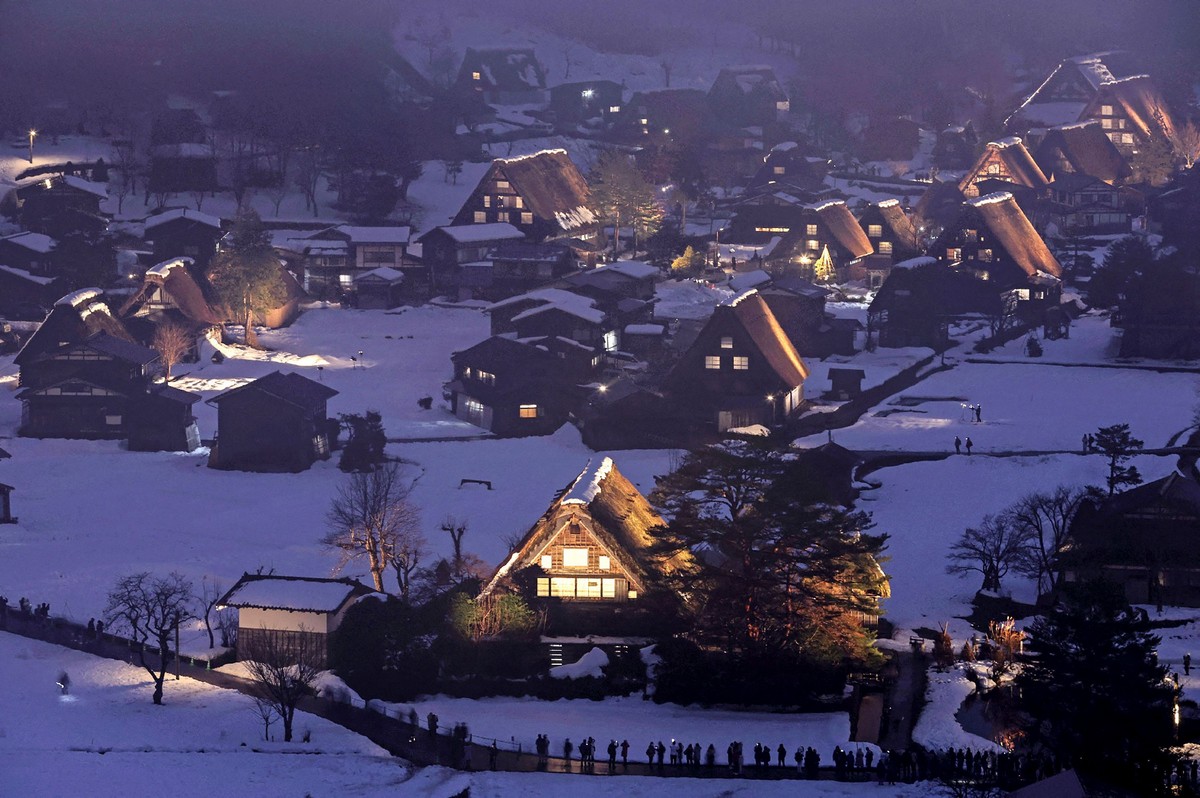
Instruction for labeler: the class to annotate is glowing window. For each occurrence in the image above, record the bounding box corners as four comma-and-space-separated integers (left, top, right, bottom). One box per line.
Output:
705, 355, 721, 369
773, 166, 785, 175
577, 579, 603, 598
496, 180, 510, 190
720, 336, 733, 349
563, 548, 589, 568
807, 239, 819, 251
806, 224, 818, 236
536, 578, 550, 596
472, 71, 482, 81
878, 241, 893, 255
598, 555, 611, 571
733, 356, 749, 370
868, 224, 882, 237
541, 554, 553, 570
519, 404, 539, 418
609, 105, 621, 113
521, 212, 533, 225
473, 211, 487, 223
1101, 104, 1113, 116
550, 577, 576, 597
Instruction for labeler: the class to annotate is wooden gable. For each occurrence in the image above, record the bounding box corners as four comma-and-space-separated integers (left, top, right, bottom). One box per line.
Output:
528, 506, 644, 600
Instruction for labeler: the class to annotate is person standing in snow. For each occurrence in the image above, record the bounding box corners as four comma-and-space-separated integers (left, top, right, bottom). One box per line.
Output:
954, 436, 962, 454
608, 739, 618, 772
620, 739, 629, 767
563, 737, 573, 770
974, 404, 982, 423
1186, 653, 1192, 675
647, 741, 656, 765
965, 437, 973, 455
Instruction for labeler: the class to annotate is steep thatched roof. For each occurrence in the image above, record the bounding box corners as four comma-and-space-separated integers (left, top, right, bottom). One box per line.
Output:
969, 192, 1062, 278
119, 257, 224, 325
958, 137, 1049, 196
807, 200, 873, 259
481, 458, 685, 596
1033, 121, 1131, 184
14, 289, 135, 366
876, 199, 917, 244
727, 290, 811, 385
1089, 74, 1176, 142
492, 150, 596, 232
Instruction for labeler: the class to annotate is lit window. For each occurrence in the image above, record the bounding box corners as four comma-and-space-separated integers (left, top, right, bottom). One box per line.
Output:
776, 101, 789, 111
807, 239, 819, 251
519, 404, 539, 418
598, 555, 610, 571
563, 548, 589, 568
979, 249, 993, 262
1101, 104, 1113, 116
720, 336, 733, 349
521, 212, 533, 225
496, 180, 510, 190
1101, 118, 1113, 130
868, 224, 882, 237
575, 579, 602, 598
476, 369, 495, 385
946, 248, 960, 261
806, 224, 818, 236
473, 211, 487, 223
541, 554, 553, 570
639, 118, 648, 125
1121, 133, 1134, 144
609, 105, 621, 113
536, 578, 550, 596
105, 415, 122, 426
733, 356, 749, 370
483, 195, 492, 208
878, 241, 893, 255
986, 163, 1000, 174
602, 578, 617, 598
628, 589, 638, 600
472, 71, 482, 81
550, 577, 576, 597
773, 166, 785, 175
705, 355, 721, 369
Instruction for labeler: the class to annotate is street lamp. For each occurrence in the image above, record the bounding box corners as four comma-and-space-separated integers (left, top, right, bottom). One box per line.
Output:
27, 129, 37, 164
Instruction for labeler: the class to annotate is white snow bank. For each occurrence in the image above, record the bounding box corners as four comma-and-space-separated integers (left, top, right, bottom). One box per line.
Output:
550, 647, 609, 679
911, 666, 1005, 753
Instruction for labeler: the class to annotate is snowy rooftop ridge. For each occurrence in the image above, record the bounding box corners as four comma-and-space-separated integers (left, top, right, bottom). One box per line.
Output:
2, 231, 56, 253
219, 575, 373, 613
561, 457, 615, 506
725, 288, 759, 307
62, 175, 109, 199
968, 191, 1015, 207
1102, 74, 1151, 86
144, 208, 222, 231
146, 257, 192, 278
877, 198, 901, 208
597, 260, 657, 279
1051, 120, 1101, 131
56, 288, 103, 308
805, 199, 846, 212
989, 136, 1023, 149
498, 148, 569, 164
891, 255, 939, 270
554, 205, 597, 230
0, 263, 54, 285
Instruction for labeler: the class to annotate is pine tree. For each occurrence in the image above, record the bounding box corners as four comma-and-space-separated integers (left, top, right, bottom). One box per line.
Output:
1092, 423, 1143, 495
207, 209, 289, 348
1018, 584, 1178, 792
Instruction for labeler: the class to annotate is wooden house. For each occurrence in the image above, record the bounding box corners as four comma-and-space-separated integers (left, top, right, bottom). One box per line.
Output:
295, 224, 413, 297
127, 383, 202, 452
475, 240, 577, 299
143, 208, 224, 271
417, 223, 525, 293
549, 80, 624, 126
913, 179, 966, 234
457, 47, 547, 106
562, 260, 657, 302
446, 334, 599, 437
120, 257, 225, 328
15, 175, 109, 238
353, 267, 405, 309
14, 289, 137, 384
0, 232, 57, 275
957, 137, 1049, 200
487, 288, 616, 351
208, 371, 338, 472
0, 265, 60, 318
707, 65, 789, 128
932, 123, 979, 170
664, 290, 809, 433
1081, 75, 1176, 156
1062, 466, 1200, 607
218, 574, 378, 669
855, 199, 920, 286
618, 89, 711, 144
479, 457, 687, 636
1047, 173, 1134, 234
868, 256, 1000, 348
755, 275, 837, 355
827, 367, 866, 400
1006, 51, 1141, 130
1031, 121, 1131, 185
746, 143, 830, 194
451, 150, 599, 247
932, 192, 1063, 294
771, 200, 874, 281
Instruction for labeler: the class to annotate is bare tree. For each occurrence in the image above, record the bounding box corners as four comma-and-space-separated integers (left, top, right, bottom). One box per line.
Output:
945, 512, 1026, 593
1010, 487, 1085, 597
390, 529, 427, 602
242, 625, 322, 742
1171, 121, 1200, 170
152, 321, 192, 381
190, 188, 208, 212
324, 462, 422, 592
294, 144, 323, 217
250, 696, 279, 741
104, 572, 195, 704
199, 577, 225, 649
440, 515, 468, 578
111, 141, 140, 214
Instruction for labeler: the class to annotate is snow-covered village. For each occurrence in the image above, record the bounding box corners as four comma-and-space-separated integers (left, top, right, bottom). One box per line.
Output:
1, 1, 1199, 795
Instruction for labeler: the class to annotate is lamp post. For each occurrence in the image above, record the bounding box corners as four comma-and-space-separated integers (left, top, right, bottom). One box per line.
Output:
27, 129, 37, 164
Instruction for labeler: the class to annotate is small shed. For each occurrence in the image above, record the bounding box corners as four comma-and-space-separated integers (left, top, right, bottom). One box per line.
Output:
218, 574, 378, 668
208, 371, 338, 472
353, 266, 405, 310
828, 367, 866, 400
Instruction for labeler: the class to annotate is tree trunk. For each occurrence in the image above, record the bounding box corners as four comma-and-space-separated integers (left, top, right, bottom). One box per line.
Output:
244, 308, 259, 349
283, 706, 294, 742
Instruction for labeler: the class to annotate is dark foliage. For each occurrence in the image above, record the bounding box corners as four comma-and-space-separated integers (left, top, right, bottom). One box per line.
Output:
328, 596, 439, 702
338, 411, 387, 472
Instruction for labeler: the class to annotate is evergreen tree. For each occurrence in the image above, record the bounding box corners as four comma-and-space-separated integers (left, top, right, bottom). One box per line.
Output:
650, 441, 888, 668
1018, 584, 1177, 792
206, 208, 288, 348
1088, 235, 1154, 309
338, 410, 388, 472
1092, 423, 1143, 495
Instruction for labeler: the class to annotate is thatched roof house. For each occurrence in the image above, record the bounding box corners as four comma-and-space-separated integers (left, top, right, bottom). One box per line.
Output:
481, 457, 685, 604
14, 289, 135, 374
1032, 120, 1132, 185
119, 257, 225, 326
958, 137, 1049, 199
933, 192, 1062, 284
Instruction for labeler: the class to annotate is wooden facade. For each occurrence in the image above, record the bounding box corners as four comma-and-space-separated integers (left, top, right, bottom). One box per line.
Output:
957, 138, 1049, 200
143, 209, 224, 272
209, 371, 337, 472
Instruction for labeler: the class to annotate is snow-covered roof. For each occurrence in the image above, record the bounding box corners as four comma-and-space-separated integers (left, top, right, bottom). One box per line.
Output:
891, 255, 939, 270
488, 287, 596, 312
0, 264, 54, 285
511, 301, 605, 325
968, 191, 1015, 208
990, 136, 1023, 149
219, 575, 374, 613
61, 175, 108, 199
336, 225, 411, 245
805, 199, 846, 212
55, 288, 104, 308
144, 208, 222, 231
561, 457, 615, 506
439, 223, 525, 244
728, 269, 772, 292
1, 231, 56, 253
354, 266, 405, 283
877, 198, 901, 209
771, 141, 799, 152
624, 323, 665, 335
146, 257, 193, 278
596, 260, 657, 279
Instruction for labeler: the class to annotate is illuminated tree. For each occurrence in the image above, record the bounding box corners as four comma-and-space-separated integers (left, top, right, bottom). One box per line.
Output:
812, 245, 836, 282
206, 208, 288, 348
324, 462, 422, 593
1172, 122, 1200, 169
152, 321, 192, 381
104, 572, 195, 705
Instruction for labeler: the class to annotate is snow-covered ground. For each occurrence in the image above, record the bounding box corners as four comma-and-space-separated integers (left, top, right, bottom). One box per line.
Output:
912, 666, 1005, 754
